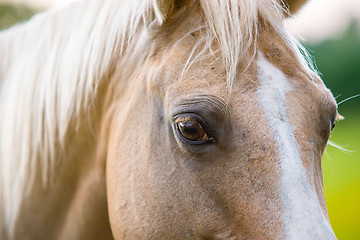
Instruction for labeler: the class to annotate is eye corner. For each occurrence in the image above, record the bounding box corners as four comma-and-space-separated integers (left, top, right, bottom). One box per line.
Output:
330, 113, 344, 132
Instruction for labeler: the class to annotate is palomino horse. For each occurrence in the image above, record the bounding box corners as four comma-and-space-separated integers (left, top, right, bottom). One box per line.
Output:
0, 0, 339, 239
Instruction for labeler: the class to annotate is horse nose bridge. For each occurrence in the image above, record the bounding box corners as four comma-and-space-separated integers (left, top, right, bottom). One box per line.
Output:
279, 168, 337, 240
282, 214, 337, 240
254, 52, 336, 239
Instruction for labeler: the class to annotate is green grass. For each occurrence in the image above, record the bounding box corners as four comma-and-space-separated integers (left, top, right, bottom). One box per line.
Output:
323, 109, 360, 239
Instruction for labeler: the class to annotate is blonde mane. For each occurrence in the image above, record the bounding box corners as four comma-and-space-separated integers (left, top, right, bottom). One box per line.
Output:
0, 0, 313, 236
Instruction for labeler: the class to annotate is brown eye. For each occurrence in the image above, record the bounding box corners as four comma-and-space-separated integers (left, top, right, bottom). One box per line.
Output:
177, 120, 209, 142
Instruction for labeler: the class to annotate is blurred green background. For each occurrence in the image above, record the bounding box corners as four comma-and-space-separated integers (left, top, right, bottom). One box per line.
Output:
310, 21, 360, 239
1, 2, 359, 239
0, 3, 34, 29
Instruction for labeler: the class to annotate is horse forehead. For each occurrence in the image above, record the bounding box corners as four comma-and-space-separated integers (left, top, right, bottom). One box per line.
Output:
148, 43, 228, 97
149, 9, 335, 110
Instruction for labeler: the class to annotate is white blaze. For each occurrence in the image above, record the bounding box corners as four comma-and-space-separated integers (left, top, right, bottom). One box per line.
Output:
256, 52, 335, 239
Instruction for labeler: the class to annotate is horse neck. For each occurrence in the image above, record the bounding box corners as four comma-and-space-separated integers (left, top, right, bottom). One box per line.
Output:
0, 2, 119, 239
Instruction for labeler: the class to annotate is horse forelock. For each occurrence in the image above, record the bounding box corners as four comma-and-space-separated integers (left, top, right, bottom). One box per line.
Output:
0, 0, 316, 237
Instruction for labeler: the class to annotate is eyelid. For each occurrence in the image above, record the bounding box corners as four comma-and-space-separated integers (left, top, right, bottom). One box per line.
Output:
170, 95, 230, 122
173, 113, 208, 130
175, 116, 198, 123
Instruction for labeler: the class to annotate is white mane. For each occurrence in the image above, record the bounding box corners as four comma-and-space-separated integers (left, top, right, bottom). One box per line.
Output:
0, 0, 313, 237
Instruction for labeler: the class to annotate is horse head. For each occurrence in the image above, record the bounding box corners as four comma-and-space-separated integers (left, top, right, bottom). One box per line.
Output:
106, 0, 337, 239
0, 0, 338, 239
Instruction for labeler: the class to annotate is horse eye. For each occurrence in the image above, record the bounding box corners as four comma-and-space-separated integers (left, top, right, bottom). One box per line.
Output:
331, 121, 336, 131
177, 120, 209, 142
330, 117, 336, 131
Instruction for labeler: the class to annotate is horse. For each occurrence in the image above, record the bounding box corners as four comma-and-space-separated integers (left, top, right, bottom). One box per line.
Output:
0, 0, 340, 239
